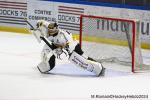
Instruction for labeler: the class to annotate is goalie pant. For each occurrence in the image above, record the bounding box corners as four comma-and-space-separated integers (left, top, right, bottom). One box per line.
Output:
37, 43, 104, 77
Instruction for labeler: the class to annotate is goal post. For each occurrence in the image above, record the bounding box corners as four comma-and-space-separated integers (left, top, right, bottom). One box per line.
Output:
79, 14, 148, 72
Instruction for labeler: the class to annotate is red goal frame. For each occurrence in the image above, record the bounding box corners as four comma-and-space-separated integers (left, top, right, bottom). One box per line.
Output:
79, 14, 137, 72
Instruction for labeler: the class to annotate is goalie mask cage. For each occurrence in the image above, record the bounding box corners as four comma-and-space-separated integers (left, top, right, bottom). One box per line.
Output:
80, 14, 149, 72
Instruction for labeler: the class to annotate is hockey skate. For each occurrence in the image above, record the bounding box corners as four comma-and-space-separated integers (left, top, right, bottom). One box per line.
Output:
98, 64, 106, 77
91, 61, 106, 77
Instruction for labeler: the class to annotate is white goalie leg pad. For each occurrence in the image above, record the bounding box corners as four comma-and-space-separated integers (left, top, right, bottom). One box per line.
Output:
37, 45, 54, 73
37, 62, 50, 73
69, 51, 103, 76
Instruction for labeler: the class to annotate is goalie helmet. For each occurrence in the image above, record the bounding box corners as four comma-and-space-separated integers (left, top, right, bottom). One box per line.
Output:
48, 23, 59, 35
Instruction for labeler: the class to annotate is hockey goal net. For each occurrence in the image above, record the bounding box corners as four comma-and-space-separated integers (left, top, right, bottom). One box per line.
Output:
80, 14, 149, 72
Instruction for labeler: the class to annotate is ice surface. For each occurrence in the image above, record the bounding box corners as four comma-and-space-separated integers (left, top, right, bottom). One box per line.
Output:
0, 32, 150, 100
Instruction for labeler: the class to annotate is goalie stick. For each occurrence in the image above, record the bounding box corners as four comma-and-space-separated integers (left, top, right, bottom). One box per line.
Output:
25, 18, 34, 30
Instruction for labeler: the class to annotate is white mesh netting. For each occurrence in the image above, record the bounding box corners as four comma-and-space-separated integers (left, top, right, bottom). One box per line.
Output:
80, 15, 148, 72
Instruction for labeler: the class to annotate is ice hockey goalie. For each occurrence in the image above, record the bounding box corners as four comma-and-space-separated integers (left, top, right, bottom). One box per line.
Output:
31, 20, 105, 77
